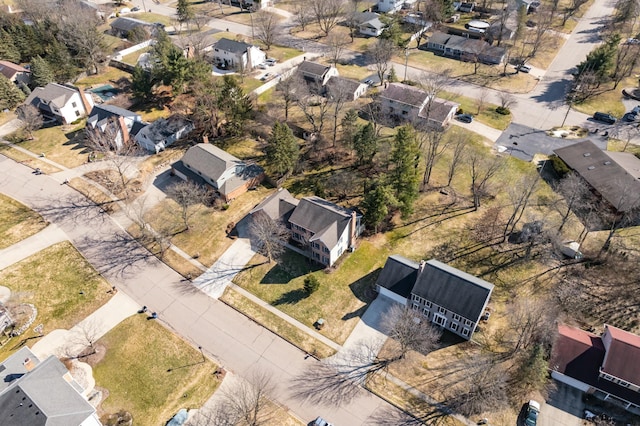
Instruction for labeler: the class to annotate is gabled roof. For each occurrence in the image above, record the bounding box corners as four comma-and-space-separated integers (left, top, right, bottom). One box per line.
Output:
88, 104, 140, 126
376, 255, 419, 299
418, 98, 459, 123
352, 11, 382, 24
550, 324, 605, 385
380, 83, 429, 108
181, 143, 243, 183
0, 60, 28, 79
325, 76, 366, 98
110, 16, 154, 32
25, 83, 78, 109
554, 140, 640, 212
0, 348, 96, 426
297, 61, 330, 78
428, 31, 452, 46
288, 196, 354, 249
411, 260, 494, 321
602, 324, 640, 386
214, 38, 253, 54
249, 188, 299, 222
136, 115, 192, 143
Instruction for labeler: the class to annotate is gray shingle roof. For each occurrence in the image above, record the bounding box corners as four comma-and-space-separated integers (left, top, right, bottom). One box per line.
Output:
376, 255, 419, 299
352, 11, 381, 24
418, 98, 459, 123
326, 76, 365, 98
181, 143, 243, 183
214, 38, 253, 54
297, 61, 330, 78
110, 16, 153, 32
249, 188, 299, 221
554, 140, 640, 212
0, 60, 28, 79
25, 83, 78, 109
288, 196, 354, 249
411, 260, 494, 322
380, 83, 429, 108
428, 31, 451, 46
87, 104, 140, 129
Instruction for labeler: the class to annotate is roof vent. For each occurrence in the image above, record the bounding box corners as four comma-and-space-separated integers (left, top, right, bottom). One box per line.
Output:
588, 166, 595, 170
583, 152, 591, 157
604, 161, 611, 165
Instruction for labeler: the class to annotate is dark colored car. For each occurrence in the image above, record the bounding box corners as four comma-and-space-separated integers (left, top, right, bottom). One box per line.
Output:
593, 112, 617, 124
457, 114, 473, 123
623, 112, 637, 122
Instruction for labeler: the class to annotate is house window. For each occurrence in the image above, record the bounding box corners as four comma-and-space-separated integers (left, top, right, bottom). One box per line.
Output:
450, 323, 459, 332
313, 252, 320, 259
452, 313, 461, 322
438, 307, 447, 315
434, 315, 446, 326
72, 102, 77, 108
425, 300, 432, 308
464, 319, 473, 327
412, 303, 419, 311
462, 328, 470, 336
422, 308, 429, 316
75, 110, 80, 117
322, 256, 329, 264
411, 294, 419, 302
323, 246, 329, 253
293, 232, 300, 240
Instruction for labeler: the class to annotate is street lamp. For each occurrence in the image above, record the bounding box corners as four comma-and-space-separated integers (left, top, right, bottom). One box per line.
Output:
404, 48, 409, 82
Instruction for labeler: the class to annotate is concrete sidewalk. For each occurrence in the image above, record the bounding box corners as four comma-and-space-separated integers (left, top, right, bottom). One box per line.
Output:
0, 224, 69, 270
31, 291, 140, 359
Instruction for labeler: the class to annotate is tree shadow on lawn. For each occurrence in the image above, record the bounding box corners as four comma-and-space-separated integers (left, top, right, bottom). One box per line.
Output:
272, 288, 308, 306
259, 251, 320, 284
62, 128, 92, 154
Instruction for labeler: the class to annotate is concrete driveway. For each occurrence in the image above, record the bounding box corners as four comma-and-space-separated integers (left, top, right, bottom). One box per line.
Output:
538, 382, 585, 426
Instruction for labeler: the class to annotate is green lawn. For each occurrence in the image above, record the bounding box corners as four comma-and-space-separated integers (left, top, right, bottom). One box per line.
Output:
128, 12, 173, 27
441, 90, 512, 130
0, 242, 113, 361
0, 194, 47, 250
94, 315, 219, 426
232, 241, 388, 344
76, 67, 131, 87
0, 144, 62, 174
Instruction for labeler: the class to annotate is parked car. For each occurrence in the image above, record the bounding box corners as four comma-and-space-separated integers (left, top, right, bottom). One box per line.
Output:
131, 6, 140, 11
593, 111, 617, 124
525, 400, 540, 426
456, 113, 473, 123
632, 105, 640, 114
623, 112, 638, 122
266, 58, 277, 66
516, 64, 532, 73
260, 73, 272, 81
257, 63, 267, 70
364, 79, 374, 86
313, 417, 333, 426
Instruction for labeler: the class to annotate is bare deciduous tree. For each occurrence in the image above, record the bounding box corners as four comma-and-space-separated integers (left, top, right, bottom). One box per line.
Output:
295, 79, 330, 136
327, 78, 351, 147
382, 303, 441, 361
446, 135, 468, 187
417, 127, 449, 189
55, 0, 105, 74
166, 180, 208, 232
311, 0, 345, 37
292, 0, 313, 31
507, 298, 557, 357
468, 152, 504, 210
499, 92, 517, 110
502, 171, 540, 240
369, 39, 395, 86
553, 172, 591, 233
253, 11, 280, 51
248, 213, 289, 263
326, 32, 350, 64
218, 372, 276, 426
16, 104, 43, 140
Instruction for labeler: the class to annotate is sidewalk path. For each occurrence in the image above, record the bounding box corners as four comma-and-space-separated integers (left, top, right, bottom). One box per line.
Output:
31, 291, 140, 359
452, 119, 503, 144
0, 224, 68, 270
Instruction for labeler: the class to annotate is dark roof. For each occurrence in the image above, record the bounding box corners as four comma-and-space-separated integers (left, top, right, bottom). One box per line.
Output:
25, 83, 78, 109
419, 98, 459, 123
411, 260, 494, 322
249, 188, 299, 222
288, 196, 354, 248
181, 143, 243, 184
376, 255, 419, 299
550, 324, 605, 385
428, 32, 452, 46
554, 140, 640, 212
130, 120, 147, 137
214, 38, 252, 53
602, 324, 640, 386
110, 16, 153, 32
0, 60, 28, 79
380, 83, 429, 108
326, 76, 365, 98
297, 61, 330, 77
0, 348, 96, 426
87, 104, 140, 129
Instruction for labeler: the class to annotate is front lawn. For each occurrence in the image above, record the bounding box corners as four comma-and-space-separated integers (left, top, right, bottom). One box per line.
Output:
232, 240, 388, 344
0, 194, 47, 250
440, 90, 512, 130
93, 315, 219, 426
76, 67, 131, 87
0, 144, 62, 174
0, 242, 113, 361
10, 122, 89, 169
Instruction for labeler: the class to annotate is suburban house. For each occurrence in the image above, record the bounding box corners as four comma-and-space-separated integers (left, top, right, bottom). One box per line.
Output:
172, 30, 220, 58
297, 61, 340, 88
426, 31, 506, 65
550, 324, 640, 414
86, 104, 146, 149
172, 143, 264, 202
379, 83, 459, 128
250, 188, 364, 267
352, 12, 386, 37
211, 38, 266, 70
378, 0, 417, 13
554, 140, 640, 214
25, 83, 94, 124
0, 60, 30, 85
109, 17, 157, 38
376, 255, 494, 340
326, 76, 368, 101
0, 347, 101, 425
135, 115, 194, 153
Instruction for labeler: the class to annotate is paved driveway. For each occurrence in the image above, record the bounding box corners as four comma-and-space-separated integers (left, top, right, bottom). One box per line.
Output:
539, 382, 585, 426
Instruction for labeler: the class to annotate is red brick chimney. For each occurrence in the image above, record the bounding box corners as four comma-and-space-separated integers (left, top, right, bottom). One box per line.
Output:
76, 86, 92, 116
117, 116, 130, 145
23, 358, 35, 372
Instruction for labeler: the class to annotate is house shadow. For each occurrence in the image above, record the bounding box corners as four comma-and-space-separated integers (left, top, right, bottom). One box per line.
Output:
61, 129, 92, 154
259, 253, 320, 284
152, 168, 181, 193
341, 268, 382, 321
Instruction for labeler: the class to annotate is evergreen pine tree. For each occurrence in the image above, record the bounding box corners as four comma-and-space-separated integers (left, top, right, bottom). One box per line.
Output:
131, 65, 154, 101
266, 122, 299, 177
362, 180, 397, 233
30, 56, 55, 88
389, 125, 420, 217
0, 30, 21, 63
352, 122, 377, 165
0, 75, 26, 110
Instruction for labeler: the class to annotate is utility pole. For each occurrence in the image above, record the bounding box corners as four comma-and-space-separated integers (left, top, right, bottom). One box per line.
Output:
404, 48, 409, 82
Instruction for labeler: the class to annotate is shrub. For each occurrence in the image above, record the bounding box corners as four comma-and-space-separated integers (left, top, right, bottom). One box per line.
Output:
303, 275, 320, 295
496, 106, 511, 115
548, 154, 570, 177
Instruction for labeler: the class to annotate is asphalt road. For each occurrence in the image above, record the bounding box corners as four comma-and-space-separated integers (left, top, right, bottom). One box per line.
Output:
0, 156, 404, 426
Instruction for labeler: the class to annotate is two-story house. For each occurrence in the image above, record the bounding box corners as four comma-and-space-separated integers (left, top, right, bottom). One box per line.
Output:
211, 38, 266, 70
135, 115, 194, 153
250, 189, 364, 267
376, 256, 494, 340
25, 83, 94, 124
172, 143, 264, 201
86, 104, 147, 149
378, 0, 417, 13
379, 82, 459, 128
551, 324, 640, 414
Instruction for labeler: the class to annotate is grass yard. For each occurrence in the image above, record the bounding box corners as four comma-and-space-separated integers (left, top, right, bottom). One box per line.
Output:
221, 287, 336, 358
232, 241, 389, 344
440, 90, 512, 130
571, 77, 632, 117
0, 242, 112, 361
9, 122, 89, 169
0, 144, 62, 174
93, 315, 219, 426
76, 67, 131, 87
0, 111, 16, 127
68, 177, 121, 214
120, 47, 151, 66
144, 186, 274, 267
128, 12, 174, 27
0, 194, 47, 250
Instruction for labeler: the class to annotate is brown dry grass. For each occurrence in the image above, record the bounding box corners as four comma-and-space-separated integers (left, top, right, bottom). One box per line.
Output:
0, 144, 62, 174
68, 177, 121, 214
0, 194, 47, 250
